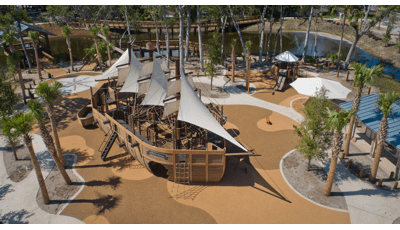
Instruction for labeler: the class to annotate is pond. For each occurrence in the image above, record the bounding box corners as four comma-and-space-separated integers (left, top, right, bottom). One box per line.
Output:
1, 31, 399, 82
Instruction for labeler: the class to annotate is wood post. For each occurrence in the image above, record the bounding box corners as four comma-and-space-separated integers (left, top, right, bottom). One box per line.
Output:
378, 178, 383, 187
368, 87, 371, 95
327, 63, 330, 73
246, 57, 250, 93
231, 49, 236, 82
337, 66, 340, 78
175, 58, 180, 77
346, 70, 350, 81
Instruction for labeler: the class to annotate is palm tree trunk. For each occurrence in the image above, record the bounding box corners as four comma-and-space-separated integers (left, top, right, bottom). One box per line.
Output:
12, 146, 18, 161
33, 43, 42, 80
369, 116, 388, 182
185, 6, 190, 61
337, 12, 347, 61
163, 6, 170, 69
197, 5, 204, 71
106, 39, 111, 67
38, 122, 72, 185
46, 104, 65, 166
24, 134, 50, 204
324, 132, 342, 196
302, 6, 313, 62
259, 6, 267, 66
344, 87, 362, 156
94, 37, 102, 70
66, 37, 74, 71
344, 115, 356, 156
153, 15, 160, 54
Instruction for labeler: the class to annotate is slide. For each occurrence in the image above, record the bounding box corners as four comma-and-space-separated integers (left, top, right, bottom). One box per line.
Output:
274, 76, 286, 91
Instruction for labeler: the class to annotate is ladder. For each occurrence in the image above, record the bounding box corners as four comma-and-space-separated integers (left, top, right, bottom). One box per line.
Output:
100, 131, 118, 161
170, 162, 192, 200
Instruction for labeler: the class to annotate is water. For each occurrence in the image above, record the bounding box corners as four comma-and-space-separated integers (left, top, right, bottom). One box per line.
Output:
1, 31, 399, 81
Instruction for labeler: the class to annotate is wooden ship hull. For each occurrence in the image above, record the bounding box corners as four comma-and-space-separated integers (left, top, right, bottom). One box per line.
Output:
89, 82, 227, 183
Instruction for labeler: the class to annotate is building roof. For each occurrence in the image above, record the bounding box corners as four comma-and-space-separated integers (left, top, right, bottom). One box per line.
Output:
0, 21, 57, 38
340, 93, 400, 151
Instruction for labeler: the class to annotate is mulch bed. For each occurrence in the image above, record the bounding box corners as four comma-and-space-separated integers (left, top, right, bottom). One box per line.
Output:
36, 155, 82, 214
2, 144, 33, 183
282, 150, 348, 210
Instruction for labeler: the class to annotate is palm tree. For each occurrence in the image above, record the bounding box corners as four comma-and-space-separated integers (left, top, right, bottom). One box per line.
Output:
0, 121, 20, 161
100, 26, 112, 67
3, 30, 27, 104
89, 26, 102, 70
369, 92, 400, 182
28, 99, 72, 185
35, 81, 65, 166
343, 63, 384, 156
4, 112, 50, 204
324, 108, 354, 196
28, 31, 42, 80
62, 26, 74, 72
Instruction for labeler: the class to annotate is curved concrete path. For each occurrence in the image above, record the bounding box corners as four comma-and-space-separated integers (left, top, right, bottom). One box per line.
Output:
0, 134, 84, 224
193, 74, 304, 124
318, 156, 400, 224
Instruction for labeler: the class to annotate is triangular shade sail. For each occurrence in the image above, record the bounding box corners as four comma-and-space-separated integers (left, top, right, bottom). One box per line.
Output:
98, 49, 129, 80
275, 51, 299, 63
120, 51, 143, 93
178, 68, 247, 152
141, 57, 169, 106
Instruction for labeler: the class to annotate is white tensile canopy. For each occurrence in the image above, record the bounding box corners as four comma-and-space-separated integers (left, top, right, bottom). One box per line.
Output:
119, 51, 144, 93
97, 49, 129, 80
141, 57, 169, 106
290, 77, 351, 99
275, 51, 299, 63
177, 68, 247, 152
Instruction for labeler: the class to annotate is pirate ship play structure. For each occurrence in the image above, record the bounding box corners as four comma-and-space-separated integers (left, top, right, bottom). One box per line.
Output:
80, 45, 249, 183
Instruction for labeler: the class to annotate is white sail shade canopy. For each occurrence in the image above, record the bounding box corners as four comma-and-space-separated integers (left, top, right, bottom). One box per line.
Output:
97, 49, 129, 80
141, 57, 169, 106
119, 51, 146, 93
178, 68, 248, 152
290, 77, 351, 99
275, 51, 299, 63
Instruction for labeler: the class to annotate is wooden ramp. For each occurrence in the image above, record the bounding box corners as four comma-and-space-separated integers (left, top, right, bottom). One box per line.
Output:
40, 57, 67, 77
274, 76, 286, 91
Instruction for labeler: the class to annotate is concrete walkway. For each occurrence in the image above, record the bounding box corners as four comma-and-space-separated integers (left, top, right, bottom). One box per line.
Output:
318, 156, 400, 224
194, 73, 304, 124
0, 134, 84, 224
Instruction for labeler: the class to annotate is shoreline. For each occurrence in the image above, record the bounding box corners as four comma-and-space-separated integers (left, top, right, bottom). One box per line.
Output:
244, 20, 400, 70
